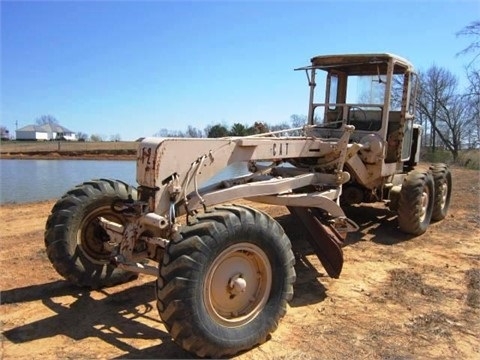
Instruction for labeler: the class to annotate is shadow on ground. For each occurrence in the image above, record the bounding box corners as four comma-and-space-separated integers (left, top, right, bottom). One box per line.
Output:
275, 205, 418, 308
342, 205, 415, 245
2, 280, 192, 359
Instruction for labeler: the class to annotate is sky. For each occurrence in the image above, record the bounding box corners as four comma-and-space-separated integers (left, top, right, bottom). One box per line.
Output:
1, 0, 479, 141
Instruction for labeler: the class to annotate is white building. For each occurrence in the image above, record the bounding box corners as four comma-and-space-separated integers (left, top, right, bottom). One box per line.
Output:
16, 123, 77, 141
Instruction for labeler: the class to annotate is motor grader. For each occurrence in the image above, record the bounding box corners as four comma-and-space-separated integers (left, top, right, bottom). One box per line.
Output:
45, 53, 452, 357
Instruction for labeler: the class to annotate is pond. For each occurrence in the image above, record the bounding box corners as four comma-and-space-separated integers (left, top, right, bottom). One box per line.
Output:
0, 159, 248, 204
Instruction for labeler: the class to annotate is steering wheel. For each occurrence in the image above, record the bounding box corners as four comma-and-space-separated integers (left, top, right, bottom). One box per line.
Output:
348, 106, 377, 130
349, 106, 368, 122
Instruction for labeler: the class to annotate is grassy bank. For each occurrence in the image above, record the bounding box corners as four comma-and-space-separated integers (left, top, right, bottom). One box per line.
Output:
0, 140, 138, 160
421, 148, 480, 170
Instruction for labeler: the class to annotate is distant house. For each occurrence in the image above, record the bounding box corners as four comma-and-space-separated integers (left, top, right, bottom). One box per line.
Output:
16, 123, 77, 141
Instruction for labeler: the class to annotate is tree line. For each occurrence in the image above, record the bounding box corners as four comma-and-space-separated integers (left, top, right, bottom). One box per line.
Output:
154, 114, 306, 139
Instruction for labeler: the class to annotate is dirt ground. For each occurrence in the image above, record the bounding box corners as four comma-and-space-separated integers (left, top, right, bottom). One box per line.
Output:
1, 166, 479, 359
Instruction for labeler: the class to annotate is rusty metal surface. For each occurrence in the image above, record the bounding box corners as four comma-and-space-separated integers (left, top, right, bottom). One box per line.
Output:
306, 53, 414, 74
288, 206, 345, 278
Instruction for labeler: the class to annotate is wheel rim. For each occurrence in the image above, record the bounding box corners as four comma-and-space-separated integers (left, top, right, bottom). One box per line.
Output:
78, 206, 124, 264
419, 186, 430, 223
439, 182, 448, 210
204, 242, 272, 327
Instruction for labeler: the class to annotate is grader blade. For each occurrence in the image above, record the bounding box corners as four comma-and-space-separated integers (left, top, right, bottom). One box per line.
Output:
288, 206, 345, 278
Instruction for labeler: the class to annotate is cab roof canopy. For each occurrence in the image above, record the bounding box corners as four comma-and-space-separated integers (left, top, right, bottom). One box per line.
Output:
302, 53, 414, 75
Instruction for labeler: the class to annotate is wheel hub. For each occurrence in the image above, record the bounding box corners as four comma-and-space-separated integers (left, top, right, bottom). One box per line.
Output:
229, 274, 247, 296
419, 190, 429, 222
204, 243, 272, 327
78, 207, 125, 264
439, 183, 448, 208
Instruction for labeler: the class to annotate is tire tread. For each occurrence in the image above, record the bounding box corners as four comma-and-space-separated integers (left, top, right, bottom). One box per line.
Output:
398, 170, 434, 235
157, 205, 295, 358
44, 179, 137, 288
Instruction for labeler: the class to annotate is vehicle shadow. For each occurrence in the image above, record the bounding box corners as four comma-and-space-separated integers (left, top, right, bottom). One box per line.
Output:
1, 280, 192, 359
342, 205, 415, 245
274, 205, 417, 307
276, 214, 328, 308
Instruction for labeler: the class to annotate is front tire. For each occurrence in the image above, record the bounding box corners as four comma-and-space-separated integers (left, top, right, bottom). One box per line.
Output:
397, 170, 434, 235
157, 205, 296, 358
430, 163, 452, 221
45, 179, 138, 288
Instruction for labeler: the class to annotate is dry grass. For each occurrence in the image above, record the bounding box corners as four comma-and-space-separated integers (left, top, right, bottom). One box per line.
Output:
466, 268, 480, 309
379, 268, 443, 304
458, 149, 480, 170
405, 311, 456, 338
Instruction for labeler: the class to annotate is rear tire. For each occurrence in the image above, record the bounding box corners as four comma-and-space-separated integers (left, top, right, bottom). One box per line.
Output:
430, 163, 452, 221
157, 205, 296, 358
397, 170, 434, 235
45, 179, 138, 288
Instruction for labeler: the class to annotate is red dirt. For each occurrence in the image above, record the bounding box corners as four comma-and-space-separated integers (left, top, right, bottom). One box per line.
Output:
1, 166, 479, 359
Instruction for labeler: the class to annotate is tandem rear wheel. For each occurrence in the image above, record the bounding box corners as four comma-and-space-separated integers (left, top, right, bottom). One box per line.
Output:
397, 169, 435, 235
397, 164, 452, 235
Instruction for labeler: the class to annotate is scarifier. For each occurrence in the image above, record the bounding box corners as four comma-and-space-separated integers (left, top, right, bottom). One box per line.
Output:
44, 53, 452, 357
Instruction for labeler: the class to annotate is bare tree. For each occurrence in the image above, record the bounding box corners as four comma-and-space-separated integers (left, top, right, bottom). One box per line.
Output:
155, 129, 170, 137
456, 20, 480, 66
416, 65, 467, 160
290, 114, 307, 128
110, 133, 121, 141
268, 122, 290, 132
90, 134, 104, 142
464, 68, 480, 148
76, 132, 89, 141
186, 125, 203, 138
457, 21, 480, 148
287, 114, 307, 136
35, 115, 59, 125
154, 128, 186, 138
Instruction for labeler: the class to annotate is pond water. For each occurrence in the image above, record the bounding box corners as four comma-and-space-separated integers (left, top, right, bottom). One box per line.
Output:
0, 159, 248, 204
